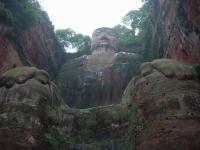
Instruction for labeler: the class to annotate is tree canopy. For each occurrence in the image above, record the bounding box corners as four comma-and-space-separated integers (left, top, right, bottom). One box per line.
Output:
55, 28, 91, 54
113, 25, 135, 46
122, 0, 152, 33
0, 0, 44, 28
118, 0, 163, 60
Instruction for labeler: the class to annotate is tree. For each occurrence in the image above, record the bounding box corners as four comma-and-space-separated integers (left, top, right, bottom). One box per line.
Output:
73, 34, 91, 52
122, 0, 152, 34
0, 0, 43, 28
55, 28, 91, 53
112, 24, 143, 54
55, 28, 75, 48
121, 0, 163, 60
122, 10, 140, 33
113, 25, 135, 46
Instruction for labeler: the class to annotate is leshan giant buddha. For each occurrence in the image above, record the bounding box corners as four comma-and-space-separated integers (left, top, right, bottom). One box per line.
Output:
57, 27, 143, 108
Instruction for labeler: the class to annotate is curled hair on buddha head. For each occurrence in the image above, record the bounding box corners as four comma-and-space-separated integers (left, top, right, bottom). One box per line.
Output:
91, 27, 117, 52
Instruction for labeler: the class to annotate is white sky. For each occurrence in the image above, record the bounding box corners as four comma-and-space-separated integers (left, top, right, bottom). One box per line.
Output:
39, 0, 143, 36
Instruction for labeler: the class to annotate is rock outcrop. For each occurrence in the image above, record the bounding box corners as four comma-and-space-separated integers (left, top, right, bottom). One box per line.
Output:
123, 59, 200, 149
0, 67, 66, 149
57, 28, 143, 108
56, 104, 128, 150
1, 60, 199, 150
0, 67, 128, 150
0, 16, 64, 77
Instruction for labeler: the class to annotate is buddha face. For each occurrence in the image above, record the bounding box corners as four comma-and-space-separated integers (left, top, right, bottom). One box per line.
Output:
91, 28, 117, 51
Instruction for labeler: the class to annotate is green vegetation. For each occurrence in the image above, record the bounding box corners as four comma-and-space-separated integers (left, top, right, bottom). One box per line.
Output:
55, 0, 163, 60
112, 25, 143, 54
54, 0, 161, 60
115, 0, 164, 60
113, 25, 135, 46
0, 0, 45, 29
44, 126, 125, 150
56, 28, 91, 54
193, 64, 200, 78
124, 99, 148, 150
44, 127, 69, 150
123, 3, 150, 35
124, 104, 138, 150
44, 104, 129, 149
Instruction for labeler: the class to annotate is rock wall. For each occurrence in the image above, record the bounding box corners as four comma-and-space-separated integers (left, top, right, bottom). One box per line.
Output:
59, 104, 128, 148
2, 60, 199, 150
0, 67, 128, 150
123, 59, 200, 149
0, 17, 64, 77
0, 67, 66, 149
156, 0, 200, 63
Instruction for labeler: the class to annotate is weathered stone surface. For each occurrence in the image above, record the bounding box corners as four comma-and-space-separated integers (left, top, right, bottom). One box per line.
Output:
57, 28, 143, 108
156, 0, 200, 63
0, 67, 66, 149
123, 58, 200, 150
48, 104, 128, 150
58, 52, 143, 108
0, 67, 129, 150
88, 27, 118, 71
140, 58, 197, 79
91, 27, 117, 54
0, 19, 64, 77
60, 104, 128, 140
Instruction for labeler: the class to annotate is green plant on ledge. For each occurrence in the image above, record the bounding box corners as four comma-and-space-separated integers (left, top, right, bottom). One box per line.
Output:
124, 104, 137, 150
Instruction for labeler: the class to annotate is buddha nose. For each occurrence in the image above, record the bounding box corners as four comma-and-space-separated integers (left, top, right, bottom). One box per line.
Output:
100, 33, 107, 39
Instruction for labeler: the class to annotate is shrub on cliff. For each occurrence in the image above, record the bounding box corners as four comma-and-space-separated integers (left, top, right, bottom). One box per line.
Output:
0, 0, 43, 28
121, 0, 164, 60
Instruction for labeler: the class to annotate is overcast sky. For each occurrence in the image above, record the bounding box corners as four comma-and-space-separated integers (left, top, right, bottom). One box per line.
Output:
39, 0, 143, 36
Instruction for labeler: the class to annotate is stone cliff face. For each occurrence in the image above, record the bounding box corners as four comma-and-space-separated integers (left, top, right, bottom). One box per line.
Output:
0, 17, 64, 77
59, 104, 128, 149
123, 59, 200, 149
57, 28, 143, 108
58, 52, 143, 108
1, 60, 199, 150
155, 0, 200, 63
0, 67, 128, 149
0, 33, 199, 149
0, 1, 200, 149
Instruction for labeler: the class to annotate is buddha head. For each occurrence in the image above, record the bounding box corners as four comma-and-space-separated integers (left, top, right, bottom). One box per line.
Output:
91, 27, 117, 54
